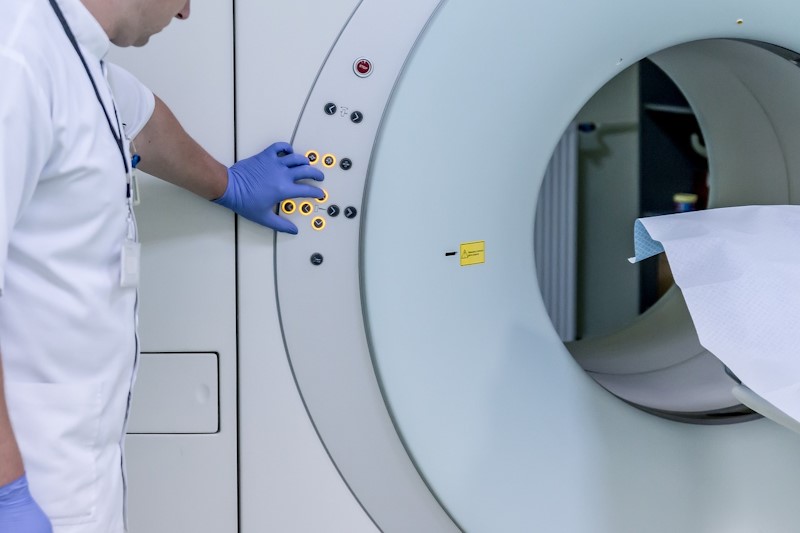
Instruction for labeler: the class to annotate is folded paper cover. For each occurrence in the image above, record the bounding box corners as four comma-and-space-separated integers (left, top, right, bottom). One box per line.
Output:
630, 205, 800, 427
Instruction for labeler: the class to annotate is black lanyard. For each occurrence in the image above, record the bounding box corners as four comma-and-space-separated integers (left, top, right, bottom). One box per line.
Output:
47, 0, 129, 176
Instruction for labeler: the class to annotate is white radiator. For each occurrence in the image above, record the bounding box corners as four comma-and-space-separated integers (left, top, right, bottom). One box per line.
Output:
534, 123, 578, 342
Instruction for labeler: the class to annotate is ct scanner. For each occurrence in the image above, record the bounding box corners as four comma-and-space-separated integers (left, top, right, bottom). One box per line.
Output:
109, 0, 800, 531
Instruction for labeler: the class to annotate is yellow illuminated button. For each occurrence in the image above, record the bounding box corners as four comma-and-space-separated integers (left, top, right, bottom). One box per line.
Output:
305, 150, 320, 165
322, 154, 337, 168
312, 217, 326, 231
299, 201, 314, 216
281, 200, 296, 214
315, 189, 329, 204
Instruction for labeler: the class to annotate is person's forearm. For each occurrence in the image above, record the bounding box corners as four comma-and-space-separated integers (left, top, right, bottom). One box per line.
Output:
133, 95, 228, 200
0, 355, 24, 486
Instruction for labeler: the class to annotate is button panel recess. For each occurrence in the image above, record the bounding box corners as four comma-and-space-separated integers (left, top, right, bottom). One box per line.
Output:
274, 1, 458, 532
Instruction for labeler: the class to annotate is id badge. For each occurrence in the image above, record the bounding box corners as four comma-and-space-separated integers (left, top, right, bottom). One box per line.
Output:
120, 239, 141, 288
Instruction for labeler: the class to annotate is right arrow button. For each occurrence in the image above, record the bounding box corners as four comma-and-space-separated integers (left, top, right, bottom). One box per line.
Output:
344, 206, 358, 219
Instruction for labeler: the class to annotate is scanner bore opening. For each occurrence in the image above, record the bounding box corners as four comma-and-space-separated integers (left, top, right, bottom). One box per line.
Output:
536, 38, 800, 424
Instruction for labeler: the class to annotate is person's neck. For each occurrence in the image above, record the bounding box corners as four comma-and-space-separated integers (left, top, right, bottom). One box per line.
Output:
80, 0, 121, 42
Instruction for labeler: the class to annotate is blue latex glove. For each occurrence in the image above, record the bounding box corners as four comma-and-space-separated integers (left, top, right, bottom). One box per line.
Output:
0, 474, 52, 532
214, 142, 325, 234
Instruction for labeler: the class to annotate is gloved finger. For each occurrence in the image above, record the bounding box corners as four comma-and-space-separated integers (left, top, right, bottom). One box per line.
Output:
263, 211, 299, 234
290, 165, 325, 182
265, 142, 294, 158
280, 153, 311, 168
285, 183, 326, 200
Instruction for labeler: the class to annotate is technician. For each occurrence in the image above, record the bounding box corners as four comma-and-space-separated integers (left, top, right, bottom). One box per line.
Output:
0, 0, 323, 532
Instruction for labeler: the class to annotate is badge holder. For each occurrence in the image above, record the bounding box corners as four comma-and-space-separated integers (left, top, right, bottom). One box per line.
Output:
120, 147, 142, 288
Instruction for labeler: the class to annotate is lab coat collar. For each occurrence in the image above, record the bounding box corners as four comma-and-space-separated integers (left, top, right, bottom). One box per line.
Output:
55, 0, 111, 60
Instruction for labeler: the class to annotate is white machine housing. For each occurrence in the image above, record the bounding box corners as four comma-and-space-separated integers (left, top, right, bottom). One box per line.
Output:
111, 0, 800, 531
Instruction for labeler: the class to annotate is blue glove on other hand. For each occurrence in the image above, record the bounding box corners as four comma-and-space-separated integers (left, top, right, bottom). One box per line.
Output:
214, 142, 325, 234
0, 474, 52, 533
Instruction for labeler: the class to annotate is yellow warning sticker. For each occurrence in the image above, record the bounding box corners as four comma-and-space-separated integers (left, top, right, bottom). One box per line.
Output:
460, 241, 485, 266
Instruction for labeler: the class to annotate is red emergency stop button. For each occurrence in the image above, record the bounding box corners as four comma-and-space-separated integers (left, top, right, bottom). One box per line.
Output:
354, 58, 373, 78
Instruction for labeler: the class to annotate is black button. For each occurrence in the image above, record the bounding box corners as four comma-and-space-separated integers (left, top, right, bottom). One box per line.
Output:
280, 200, 296, 214
313, 218, 325, 229
350, 111, 363, 124
324, 102, 337, 115
327, 205, 340, 217
340, 158, 352, 171
344, 206, 358, 219
310, 253, 324, 266
323, 155, 335, 166
300, 203, 313, 214
307, 152, 318, 163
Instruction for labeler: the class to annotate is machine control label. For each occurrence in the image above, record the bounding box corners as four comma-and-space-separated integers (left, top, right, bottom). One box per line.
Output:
460, 241, 485, 266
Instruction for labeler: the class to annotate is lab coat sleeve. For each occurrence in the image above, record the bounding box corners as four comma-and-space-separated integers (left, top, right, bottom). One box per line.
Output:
0, 50, 52, 295
105, 62, 156, 142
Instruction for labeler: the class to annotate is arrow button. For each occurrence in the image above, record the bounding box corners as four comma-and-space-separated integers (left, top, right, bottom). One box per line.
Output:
324, 102, 337, 115
344, 206, 358, 219
327, 205, 340, 217
350, 111, 363, 124
312, 217, 326, 230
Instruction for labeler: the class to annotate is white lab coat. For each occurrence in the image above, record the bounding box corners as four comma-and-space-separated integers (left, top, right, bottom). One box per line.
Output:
0, 0, 154, 531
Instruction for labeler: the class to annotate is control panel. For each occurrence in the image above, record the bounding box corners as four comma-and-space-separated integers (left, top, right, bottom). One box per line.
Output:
274, 0, 459, 532
278, 97, 368, 262
276, 146, 358, 239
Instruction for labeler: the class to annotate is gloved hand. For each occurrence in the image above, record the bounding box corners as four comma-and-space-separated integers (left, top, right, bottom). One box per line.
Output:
214, 142, 325, 234
0, 474, 52, 532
